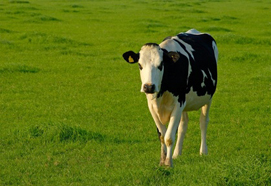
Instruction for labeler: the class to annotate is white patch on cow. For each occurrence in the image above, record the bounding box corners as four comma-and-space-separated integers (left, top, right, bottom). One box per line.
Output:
201, 82, 205, 88
160, 39, 189, 60
201, 70, 207, 88
184, 87, 212, 111
212, 41, 218, 63
185, 29, 202, 35
208, 69, 216, 86
172, 36, 195, 60
187, 61, 192, 84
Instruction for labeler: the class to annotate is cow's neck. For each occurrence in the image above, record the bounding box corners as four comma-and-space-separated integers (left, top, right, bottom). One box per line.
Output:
147, 91, 177, 108
146, 91, 177, 125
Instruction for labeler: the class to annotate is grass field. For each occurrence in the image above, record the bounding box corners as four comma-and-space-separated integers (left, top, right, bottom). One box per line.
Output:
0, 0, 270, 185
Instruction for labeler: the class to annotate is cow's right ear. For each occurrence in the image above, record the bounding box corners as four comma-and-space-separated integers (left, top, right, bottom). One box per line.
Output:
122, 51, 139, 64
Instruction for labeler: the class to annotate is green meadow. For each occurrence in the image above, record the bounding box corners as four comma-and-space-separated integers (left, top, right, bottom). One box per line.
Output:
0, 0, 270, 185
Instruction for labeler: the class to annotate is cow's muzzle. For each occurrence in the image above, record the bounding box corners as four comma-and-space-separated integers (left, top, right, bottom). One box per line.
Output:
143, 83, 155, 94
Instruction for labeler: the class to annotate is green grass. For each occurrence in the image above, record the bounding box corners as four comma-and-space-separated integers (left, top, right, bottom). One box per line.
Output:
0, 0, 270, 185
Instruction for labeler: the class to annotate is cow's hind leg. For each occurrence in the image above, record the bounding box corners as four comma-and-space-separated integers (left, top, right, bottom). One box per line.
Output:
173, 112, 188, 159
200, 100, 212, 155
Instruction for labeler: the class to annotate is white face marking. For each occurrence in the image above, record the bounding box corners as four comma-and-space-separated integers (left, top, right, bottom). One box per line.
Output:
138, 45, 164, 93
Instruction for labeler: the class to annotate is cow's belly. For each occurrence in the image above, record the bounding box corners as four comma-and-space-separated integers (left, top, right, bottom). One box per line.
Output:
184, 89, 211, 111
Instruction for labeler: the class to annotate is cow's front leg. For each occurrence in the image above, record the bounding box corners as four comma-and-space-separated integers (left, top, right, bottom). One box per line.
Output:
147, 100, 167, 166
164, 104, 183, 167
156, 127, 167, 165
154, 120, 166, 166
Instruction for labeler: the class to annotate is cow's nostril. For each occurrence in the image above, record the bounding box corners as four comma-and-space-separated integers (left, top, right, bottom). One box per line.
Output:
143, 84, 155, 94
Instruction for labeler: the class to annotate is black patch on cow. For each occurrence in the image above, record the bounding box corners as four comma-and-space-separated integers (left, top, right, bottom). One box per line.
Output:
144, 43, 159, 47
158, 51, 188, 105
158, 33, 217, 106
163, 36, 172, 41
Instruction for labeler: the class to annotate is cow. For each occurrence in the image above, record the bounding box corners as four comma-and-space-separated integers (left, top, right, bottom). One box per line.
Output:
122, 29, 218, 167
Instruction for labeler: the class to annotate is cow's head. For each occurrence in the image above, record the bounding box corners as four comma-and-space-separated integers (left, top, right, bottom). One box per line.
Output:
123, 43, 180, 95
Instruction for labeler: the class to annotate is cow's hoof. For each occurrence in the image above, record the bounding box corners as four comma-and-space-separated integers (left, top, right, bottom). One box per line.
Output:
164, 158, 173, 167
200, 145, 208, 155
200, 149, 208, 155
159, 157, 166, 166
172, 153, 181, 159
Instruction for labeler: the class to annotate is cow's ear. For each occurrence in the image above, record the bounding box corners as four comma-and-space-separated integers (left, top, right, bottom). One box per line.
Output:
122, 51, 139, 64
168, 52, 180, 62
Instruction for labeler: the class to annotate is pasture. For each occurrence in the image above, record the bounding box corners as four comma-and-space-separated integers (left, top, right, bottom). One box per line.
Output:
0, 0, 270, 185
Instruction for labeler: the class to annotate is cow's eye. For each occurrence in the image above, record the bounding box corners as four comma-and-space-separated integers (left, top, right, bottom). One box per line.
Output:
158, 61, 163, 71
138, 63, 143, 70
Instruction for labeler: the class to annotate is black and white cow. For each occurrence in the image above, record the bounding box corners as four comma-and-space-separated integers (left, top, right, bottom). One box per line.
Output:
122, 29, 218, 167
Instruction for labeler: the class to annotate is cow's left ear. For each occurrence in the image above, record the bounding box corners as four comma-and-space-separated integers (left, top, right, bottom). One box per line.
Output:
168, 52, 180, 63
122, 51, 139, 64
